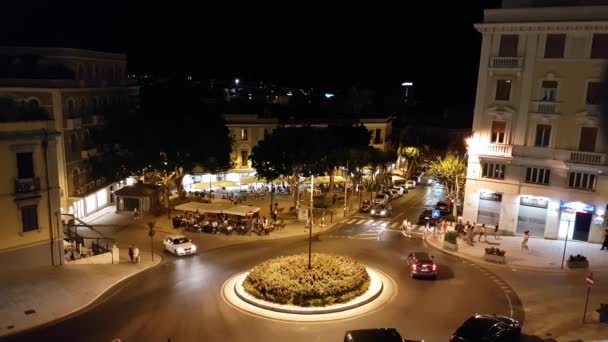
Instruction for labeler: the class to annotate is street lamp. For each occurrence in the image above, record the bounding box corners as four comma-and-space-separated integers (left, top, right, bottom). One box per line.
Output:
235, 78, 240, 90
561, 220, 573, 270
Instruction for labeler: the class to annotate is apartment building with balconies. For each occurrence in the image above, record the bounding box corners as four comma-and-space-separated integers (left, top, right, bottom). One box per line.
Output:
0, 120, 64, 271
0, 47, 139, 219
463, 2, 608, 243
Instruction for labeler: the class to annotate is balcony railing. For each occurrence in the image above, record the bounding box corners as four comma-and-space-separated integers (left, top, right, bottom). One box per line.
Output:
489, 57, 523, 69
15, 177, 41, 195
64, 118, 82, 130
532, 101, 559, 114
476, 143, 513, 157
569, 151, 606, 165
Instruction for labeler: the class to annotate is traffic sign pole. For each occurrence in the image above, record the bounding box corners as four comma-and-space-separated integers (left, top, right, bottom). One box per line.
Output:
583, 272, 594, 323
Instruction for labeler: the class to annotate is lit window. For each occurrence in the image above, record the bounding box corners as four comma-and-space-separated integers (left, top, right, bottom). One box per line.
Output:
241, 128, 248, 140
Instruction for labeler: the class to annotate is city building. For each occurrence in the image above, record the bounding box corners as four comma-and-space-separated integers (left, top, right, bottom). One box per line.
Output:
463, 2, 608, 243
211, 114, 393, 182
0, 47, 139, 220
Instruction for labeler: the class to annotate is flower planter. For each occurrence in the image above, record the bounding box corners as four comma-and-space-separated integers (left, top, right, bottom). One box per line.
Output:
484, 253, 506, 264
567, 260, 589, 269
443, 240, 458, 251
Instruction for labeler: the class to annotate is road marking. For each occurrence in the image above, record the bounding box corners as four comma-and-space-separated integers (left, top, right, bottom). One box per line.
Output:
505, 292, 514, 318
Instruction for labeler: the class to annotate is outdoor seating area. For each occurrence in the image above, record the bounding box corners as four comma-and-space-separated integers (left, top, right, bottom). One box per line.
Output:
172, 202, 281, 236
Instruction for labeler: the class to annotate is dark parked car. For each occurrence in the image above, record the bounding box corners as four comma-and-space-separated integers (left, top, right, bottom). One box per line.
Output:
406, 252, 437, 279
417, 209, 438, 226
359, 200, 373, 213
344, 328, 423, 342
435, 201, 452, 216
451, 314, 521, 342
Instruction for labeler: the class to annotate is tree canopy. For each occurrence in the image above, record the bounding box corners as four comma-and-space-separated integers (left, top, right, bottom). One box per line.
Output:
427, 155, 467, 202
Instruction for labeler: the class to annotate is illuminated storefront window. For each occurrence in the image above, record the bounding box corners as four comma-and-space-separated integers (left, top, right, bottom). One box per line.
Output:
96, 189, 107, 208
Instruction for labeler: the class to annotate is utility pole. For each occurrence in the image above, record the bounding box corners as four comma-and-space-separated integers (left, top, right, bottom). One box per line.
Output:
308, 175, 314, 270
344, 161, 349, 217
561, 220, 572, 270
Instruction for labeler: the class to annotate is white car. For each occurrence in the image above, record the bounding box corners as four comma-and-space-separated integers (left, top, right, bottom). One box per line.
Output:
405, 180, 417, 189
392, 187, 405, 196
163, 234, 197, 256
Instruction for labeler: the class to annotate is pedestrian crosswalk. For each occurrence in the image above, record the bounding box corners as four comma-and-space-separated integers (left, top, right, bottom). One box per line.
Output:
340, 218, 424, 240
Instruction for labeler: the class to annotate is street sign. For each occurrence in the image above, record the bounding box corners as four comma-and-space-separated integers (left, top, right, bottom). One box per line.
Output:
586, 273, 594, 287
432, 209, 440, 218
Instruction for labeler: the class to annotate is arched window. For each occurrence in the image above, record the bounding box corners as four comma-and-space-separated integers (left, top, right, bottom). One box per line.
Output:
67, 98, 75, 117
92, 97, 98, 113
78, 98, 86, 115
28, 98, 39, 111
91, 65, 96, 80
70, 133, 79, 153
72, 168, 80, 192
83, 130, 92, 148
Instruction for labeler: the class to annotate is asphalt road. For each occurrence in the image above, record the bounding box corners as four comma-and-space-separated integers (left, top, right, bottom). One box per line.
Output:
7, 184, 522, 342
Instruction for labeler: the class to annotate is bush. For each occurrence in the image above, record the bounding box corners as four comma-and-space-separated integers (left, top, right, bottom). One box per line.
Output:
569, 254, 587, 262
444, 231, 458, 244
485, 247, 506, 256
243, 253, 370, 307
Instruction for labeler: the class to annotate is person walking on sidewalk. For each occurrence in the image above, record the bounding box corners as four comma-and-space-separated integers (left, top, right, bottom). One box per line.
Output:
128, 244, 134, 263
321, 211, 326, 228
522, 231, 530, 252
478, 224, 487, 242
601, 229, 608, 250
133, 245, 140, 263
494, 224, 500, 240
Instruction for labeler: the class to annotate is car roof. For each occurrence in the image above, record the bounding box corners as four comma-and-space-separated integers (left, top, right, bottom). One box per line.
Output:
412, 252, 431, 259
166, 234, 187, 240
344, 328, 402, 342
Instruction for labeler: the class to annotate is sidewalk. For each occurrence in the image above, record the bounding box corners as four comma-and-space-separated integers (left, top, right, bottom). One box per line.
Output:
0, 249, 160, 337
426, 231, 608, 272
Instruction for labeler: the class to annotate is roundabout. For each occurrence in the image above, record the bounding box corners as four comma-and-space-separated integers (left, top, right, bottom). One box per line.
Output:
222, 264, 396, 322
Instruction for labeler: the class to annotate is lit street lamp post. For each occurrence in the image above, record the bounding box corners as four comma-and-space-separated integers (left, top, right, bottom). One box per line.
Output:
561, 220, 573, 270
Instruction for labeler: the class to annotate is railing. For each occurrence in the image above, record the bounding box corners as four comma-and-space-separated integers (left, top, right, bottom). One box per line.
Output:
15, 177, 41, 194
532, 101, 558, 114
490, 56, 523, 69
569, 151, 606, 165
477, 143, 513, 157
81, 148, 98, 159
64, 118, 82, 130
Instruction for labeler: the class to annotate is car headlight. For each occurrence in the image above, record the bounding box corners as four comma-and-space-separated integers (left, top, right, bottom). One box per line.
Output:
381, 210, 386, 215
371, 210, 375, 214
177, 247, 184, 254
191, 245, 197, 252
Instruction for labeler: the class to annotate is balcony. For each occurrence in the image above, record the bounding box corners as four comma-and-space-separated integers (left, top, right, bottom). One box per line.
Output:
476, 143, 513, 157
531, 101, 559, 115
81, 148, 98, 159
512, 146, 607, 166
64, 118, 82, 130
489, 57, 523, 69
14, 177, 41, 196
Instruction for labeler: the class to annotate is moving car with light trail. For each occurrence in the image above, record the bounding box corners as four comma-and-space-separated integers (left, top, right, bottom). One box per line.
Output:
163, 234, 197, 256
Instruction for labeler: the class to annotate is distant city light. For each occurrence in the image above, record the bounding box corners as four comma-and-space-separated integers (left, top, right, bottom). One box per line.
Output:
287, 91, 293, 96
235, 78, 240, 86
402, 82, 413, 86
187, 75, 192, 80
324, 93, 334, 98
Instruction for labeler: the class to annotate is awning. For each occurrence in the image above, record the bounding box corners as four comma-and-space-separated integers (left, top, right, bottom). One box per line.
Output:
190, 181, 239, 190
240, 176, 264, 185
304, 175, 346, 184
222, 205, 260, 217
174, 202, 232, 214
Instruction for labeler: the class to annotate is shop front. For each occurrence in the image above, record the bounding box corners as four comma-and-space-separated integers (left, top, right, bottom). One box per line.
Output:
558, 201, 595, 241
477, 191, 502, 226
516, 196, 549, 238
68, 182, 119, 219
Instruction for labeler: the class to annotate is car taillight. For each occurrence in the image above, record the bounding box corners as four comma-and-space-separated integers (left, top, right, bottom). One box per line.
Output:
412, 264, 417, 271
450, 335, 455, 342
432, 264, 437, 271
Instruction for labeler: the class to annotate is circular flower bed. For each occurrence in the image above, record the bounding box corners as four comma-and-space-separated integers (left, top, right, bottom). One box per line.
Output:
243, 253, 370, 307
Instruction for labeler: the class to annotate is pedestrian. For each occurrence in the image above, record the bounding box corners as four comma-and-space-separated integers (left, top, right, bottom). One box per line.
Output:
133, 245, 140, 263
128, 244, 134, 263
402, 218, 410, 237
478, 224, 487, 242
494, 224, 500, 240
601, 229, 608, 250
522, 230, 529, 252
468, 224, 475, 244
442, 220, 448, 234
321, 211, 326, 227
273, 207, 279, 222
424, 221, 430, 239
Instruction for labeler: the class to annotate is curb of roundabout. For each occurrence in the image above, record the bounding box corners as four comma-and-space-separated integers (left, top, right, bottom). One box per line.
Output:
221, 265, 397, 323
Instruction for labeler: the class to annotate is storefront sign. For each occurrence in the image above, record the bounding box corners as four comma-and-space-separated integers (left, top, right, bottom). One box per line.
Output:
520, 196, 549, 209
560, 201, 595, 213
480, 192, 502, 202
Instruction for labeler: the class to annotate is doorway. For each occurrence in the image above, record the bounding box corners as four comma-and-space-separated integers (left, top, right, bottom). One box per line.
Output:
573, 212, 592, 241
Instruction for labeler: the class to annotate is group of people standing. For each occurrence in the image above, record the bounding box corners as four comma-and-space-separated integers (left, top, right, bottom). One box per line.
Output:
128, 244, 140, 263
455, 221, 500, 244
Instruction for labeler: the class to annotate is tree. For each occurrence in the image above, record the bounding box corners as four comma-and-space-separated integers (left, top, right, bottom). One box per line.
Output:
399, 145, 429, 179
427, 155, 467, 216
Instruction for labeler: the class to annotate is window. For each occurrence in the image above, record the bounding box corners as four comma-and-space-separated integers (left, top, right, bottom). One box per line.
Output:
21, 205, 39, 232
541, 81, 558, 102
569, 172, 596, 190
71, 134, 79, 153
579, 127, 598, 152
544, 34, 566, 58
73, 169, 80, 191
525, 167, 551, 185
535, 124, 552, 147
491, 121, 506, 144
498, 35, 518, 57
495, 80, 511, 101
482, 163, 505, 179
374, 129, 382, 144
591, 34, 608, 59
240, 128, 248, 140
240, 150, 248, 167
16, 152, 34, 179
586, 82, 601, 105
67, 99, 75, 116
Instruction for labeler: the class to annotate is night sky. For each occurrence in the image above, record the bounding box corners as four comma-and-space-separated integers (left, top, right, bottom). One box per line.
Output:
1, 0, 502, 107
